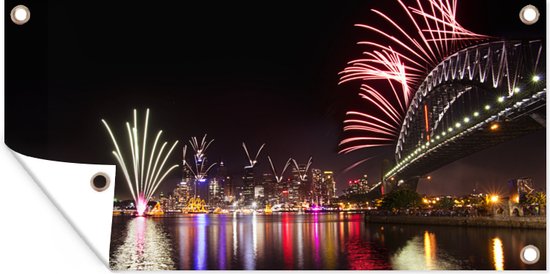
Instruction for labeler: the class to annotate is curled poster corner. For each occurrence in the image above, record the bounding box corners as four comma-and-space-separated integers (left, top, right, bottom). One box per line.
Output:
8, 149, 116, 266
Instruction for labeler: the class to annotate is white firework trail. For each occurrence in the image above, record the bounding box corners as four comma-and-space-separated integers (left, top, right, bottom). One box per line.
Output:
189, 134, 214, 163
267, 156, 292, 183
291, 157, 313, 181
102, 109, 179, 215
242, 142, 266, 167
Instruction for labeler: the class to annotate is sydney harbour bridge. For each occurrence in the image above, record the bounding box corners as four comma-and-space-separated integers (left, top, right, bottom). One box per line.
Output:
373, 40, 546, 194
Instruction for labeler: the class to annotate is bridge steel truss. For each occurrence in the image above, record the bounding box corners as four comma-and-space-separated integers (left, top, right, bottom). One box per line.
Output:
384, 40, 546, 185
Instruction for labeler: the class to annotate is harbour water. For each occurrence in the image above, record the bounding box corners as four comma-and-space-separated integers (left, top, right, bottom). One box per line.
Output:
109, 213, 546, 270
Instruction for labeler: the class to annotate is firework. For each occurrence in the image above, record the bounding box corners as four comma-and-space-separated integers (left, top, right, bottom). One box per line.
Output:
242, 142, 265, 167
183, 135, 217, 197
267, 156, 292, 183
291, 157, 313, 181
339, 0, 489, 155
102, 109, 179, 216
189, 134, 214, 163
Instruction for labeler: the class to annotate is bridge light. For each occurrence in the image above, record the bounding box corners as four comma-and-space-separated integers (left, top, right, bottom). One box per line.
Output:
436, 135, 440, 140
519, 5, 540, 25
532, 75, 540, 82
514, 87, 521, 94
455, 122, 461, 128
421, 145, 425, 149
473, 112, 480, 117
484, 105, 491, 110
448, 127, 453, 132
490, 123, 500, 131
463, 117, 470, 123
497, 96, 505, 103
442, 132, 446, 136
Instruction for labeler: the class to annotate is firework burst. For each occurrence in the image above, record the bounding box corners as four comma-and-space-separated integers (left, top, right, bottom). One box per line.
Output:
183, 135, 217, 197
102, 109, 179, 216
267, 156, 292, 183
291, 157, 313, 181
339, 0, 490, 155
242, 142, 266, 168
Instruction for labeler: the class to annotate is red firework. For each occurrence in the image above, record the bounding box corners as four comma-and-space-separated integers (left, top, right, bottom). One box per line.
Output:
339, 0, 490, 155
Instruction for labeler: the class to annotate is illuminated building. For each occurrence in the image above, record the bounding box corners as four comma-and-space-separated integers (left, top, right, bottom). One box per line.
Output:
254, 185, 265, 205
261, 172, 277, 204
173, 180, 191, 209
242, 165, 256, 205
208, 177, 224, 208
311, 169, 322, 205
321, 171, 336, 205
345, 174, 369, 195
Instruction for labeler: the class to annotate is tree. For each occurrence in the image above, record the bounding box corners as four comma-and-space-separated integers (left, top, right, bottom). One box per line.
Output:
526, 191, 546, 215
435, 197, 454, 210
381, 188, 421, 210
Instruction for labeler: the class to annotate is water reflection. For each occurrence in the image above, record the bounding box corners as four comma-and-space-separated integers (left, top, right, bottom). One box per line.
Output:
110, 217, 175, 270
110, 213, 546, 270
424, 231, 436, 268
492, 238, 504, 270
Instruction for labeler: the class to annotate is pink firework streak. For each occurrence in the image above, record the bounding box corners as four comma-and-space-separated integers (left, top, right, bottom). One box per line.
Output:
338, 0, 490, 158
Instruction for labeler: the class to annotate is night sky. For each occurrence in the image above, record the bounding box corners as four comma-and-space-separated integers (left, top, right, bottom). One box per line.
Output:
5, 0, 546, 199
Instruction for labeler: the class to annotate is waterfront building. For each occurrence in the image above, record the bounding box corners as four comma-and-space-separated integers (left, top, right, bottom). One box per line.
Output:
321, 171, 336, 205
291, 164, 311, 204
311, 168, 322, 205
173, 180, 192, 209
208, 177, 224, 208
261, 172, 277, 204
242, 165, 256, 205
345, 174, 370, 195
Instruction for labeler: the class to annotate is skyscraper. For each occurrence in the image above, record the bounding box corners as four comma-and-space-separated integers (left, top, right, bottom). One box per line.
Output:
242, 165, 255, 205
261, 172, 277, 204
311, 168, 322, 205
321, 171, 336, 205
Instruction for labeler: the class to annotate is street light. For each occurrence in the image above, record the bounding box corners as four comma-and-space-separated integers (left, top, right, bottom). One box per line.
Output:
490, 195, 499, 203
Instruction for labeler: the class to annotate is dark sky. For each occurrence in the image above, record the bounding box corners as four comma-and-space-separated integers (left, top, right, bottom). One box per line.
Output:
5, 0, 546, 199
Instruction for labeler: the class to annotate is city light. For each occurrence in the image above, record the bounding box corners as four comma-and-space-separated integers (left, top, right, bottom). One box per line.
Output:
490, 123, 500, 131
489, 195, 499, 203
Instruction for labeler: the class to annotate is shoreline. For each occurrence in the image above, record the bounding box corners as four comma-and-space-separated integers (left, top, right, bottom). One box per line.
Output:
365, 215, 546, 229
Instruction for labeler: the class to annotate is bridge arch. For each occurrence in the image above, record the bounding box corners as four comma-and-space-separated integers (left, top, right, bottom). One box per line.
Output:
384, 40, 545, 182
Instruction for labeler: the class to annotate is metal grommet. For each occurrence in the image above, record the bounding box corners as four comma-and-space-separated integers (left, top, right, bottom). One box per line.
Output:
10, 5, 31, 25
520, 245, 540, 264
90, 172, 111, 192
519, 5, 540, 25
